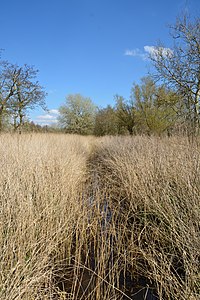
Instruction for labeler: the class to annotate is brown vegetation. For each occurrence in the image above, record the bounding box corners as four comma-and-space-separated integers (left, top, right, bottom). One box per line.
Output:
0, 134, 199, 299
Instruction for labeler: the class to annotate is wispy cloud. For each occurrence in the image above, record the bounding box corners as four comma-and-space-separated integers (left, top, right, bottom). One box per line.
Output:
48, 89, 57, 95
124, 45, 173, 60
124, 48, 147, 60
124, 48, 140, 56
34, 109, 59, 125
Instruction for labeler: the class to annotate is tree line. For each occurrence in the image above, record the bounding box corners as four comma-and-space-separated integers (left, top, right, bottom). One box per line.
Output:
0, 15, 199, 137
58, 80, 179, 137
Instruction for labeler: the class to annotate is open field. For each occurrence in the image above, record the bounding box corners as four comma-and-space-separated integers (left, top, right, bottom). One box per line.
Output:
0, 134, 199, 300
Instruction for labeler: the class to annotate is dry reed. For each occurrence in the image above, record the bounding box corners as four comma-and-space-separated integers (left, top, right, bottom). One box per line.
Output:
0, 134, 199, 300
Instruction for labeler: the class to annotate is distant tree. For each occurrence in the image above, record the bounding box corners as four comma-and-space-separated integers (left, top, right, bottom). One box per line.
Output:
115, 95, 136, 135
148, 15, 200, 135
94, 105, 118, 136
58, 94, 97, 135
20, 121, 62, 133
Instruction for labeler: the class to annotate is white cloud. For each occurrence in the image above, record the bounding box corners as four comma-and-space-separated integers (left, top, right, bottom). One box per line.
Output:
124, 48, 147, 60
124, 46, 173, 61
34, 109, 59, 125
49, 109, 59, 115
37, 114, 55, 120
124, 48, 140, 56
144, 45, 157, 55
144, 45, 173, 58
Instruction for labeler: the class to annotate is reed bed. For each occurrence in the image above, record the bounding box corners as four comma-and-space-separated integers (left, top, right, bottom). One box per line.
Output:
91, 136, 200, 299
0, 134, 199, 300
0, 134, 93, 299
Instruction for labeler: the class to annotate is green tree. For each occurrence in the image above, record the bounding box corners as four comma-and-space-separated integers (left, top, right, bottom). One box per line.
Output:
115, 95, 136, 135
94, 105, 118, 136
133, 77, 178, 135
148, 15, 200, 135
58, 94, 97, 135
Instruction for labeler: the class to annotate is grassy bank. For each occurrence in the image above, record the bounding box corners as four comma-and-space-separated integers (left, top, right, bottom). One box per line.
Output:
0, 134, 199, 299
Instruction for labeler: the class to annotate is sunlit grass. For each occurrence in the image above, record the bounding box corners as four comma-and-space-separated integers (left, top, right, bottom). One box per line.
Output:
0, 134, 199, 299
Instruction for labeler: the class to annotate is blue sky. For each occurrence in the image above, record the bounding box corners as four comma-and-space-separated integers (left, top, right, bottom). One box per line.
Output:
0, 0, 199, 125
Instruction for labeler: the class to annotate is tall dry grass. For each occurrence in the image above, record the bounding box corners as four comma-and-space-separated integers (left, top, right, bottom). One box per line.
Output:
0, 134, 94, 299
91, 136, 200, 299
0, 134, 199, 299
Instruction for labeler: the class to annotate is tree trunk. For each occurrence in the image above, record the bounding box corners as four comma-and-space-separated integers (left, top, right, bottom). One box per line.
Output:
0, 106, 4, 132
128, 125, 134, 135
19, 113, 23, 134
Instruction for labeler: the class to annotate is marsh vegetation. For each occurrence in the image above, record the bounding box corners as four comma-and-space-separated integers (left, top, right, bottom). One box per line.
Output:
0, 134, 199, 299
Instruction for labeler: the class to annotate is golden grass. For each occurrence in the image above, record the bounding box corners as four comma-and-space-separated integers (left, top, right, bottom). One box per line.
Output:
0, 134, 199, 299
0, 134, 94, 299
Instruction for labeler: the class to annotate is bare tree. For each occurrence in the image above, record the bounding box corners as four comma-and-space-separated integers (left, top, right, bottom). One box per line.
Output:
0, 61, 19, 131
149, 15, 200, 135
10, 64, 46, 132
0, 62, 46, 132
